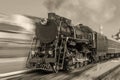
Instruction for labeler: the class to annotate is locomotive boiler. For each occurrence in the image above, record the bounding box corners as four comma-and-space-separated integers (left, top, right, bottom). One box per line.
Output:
26, 13, 120, 72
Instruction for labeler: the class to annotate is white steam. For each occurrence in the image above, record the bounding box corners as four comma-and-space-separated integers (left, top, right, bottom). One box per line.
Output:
44, 0, 117, 24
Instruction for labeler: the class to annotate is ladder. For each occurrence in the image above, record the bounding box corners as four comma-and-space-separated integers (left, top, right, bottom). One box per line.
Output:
26, 35, 37, 67
30, 36, 37, 52
57, 38, 67, 69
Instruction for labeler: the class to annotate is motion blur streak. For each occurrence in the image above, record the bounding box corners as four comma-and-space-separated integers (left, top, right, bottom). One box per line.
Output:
0, 14, 35, 33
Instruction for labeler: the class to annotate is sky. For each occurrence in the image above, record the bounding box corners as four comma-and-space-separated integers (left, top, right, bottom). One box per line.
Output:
0, 0, 120, 39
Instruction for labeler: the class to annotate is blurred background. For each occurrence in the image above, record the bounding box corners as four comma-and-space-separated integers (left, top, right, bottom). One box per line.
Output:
0, 14, 35, 58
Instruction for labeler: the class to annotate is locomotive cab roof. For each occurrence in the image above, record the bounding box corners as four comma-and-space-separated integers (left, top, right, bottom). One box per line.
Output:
75, 24, 93, 33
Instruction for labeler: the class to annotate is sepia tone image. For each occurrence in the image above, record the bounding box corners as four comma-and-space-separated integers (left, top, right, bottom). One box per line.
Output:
0, 0, 120, 80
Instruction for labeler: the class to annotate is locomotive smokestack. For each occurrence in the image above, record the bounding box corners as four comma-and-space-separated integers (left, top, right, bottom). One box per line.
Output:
48, 13, 56, 20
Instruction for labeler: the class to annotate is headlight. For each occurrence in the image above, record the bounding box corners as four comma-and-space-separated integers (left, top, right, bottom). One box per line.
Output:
48, 51, 53, 55
31, 51, 35, 55
40, 18, 47, 25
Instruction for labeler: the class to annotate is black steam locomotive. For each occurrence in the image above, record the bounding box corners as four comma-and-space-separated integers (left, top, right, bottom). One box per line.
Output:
26, 13, 120, 73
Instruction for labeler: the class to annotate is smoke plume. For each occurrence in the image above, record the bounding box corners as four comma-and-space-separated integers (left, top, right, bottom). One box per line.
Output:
44, 0, 66, 12
44, 0, 116, 24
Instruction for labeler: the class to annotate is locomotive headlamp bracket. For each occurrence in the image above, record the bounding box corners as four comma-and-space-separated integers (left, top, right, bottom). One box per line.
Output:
40, 18, 47, 25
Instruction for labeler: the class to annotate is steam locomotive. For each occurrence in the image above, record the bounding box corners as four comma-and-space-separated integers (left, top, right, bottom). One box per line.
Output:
26, 13, 120, 73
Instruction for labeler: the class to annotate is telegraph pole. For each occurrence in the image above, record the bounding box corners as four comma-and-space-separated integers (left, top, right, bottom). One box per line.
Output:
100, 25, 103, 34
96, 25, 103, 71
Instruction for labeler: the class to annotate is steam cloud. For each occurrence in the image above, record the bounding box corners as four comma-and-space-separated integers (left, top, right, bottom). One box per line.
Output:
44, 0, 116, 24
44, 0, 65, 12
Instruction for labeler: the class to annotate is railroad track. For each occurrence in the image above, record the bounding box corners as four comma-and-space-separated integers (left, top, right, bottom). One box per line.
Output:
56, 58, 120, 80
96, 64, 120, 80
1, 58, 120, 80
0, 69, 54, 80
1, 62, 96, 80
